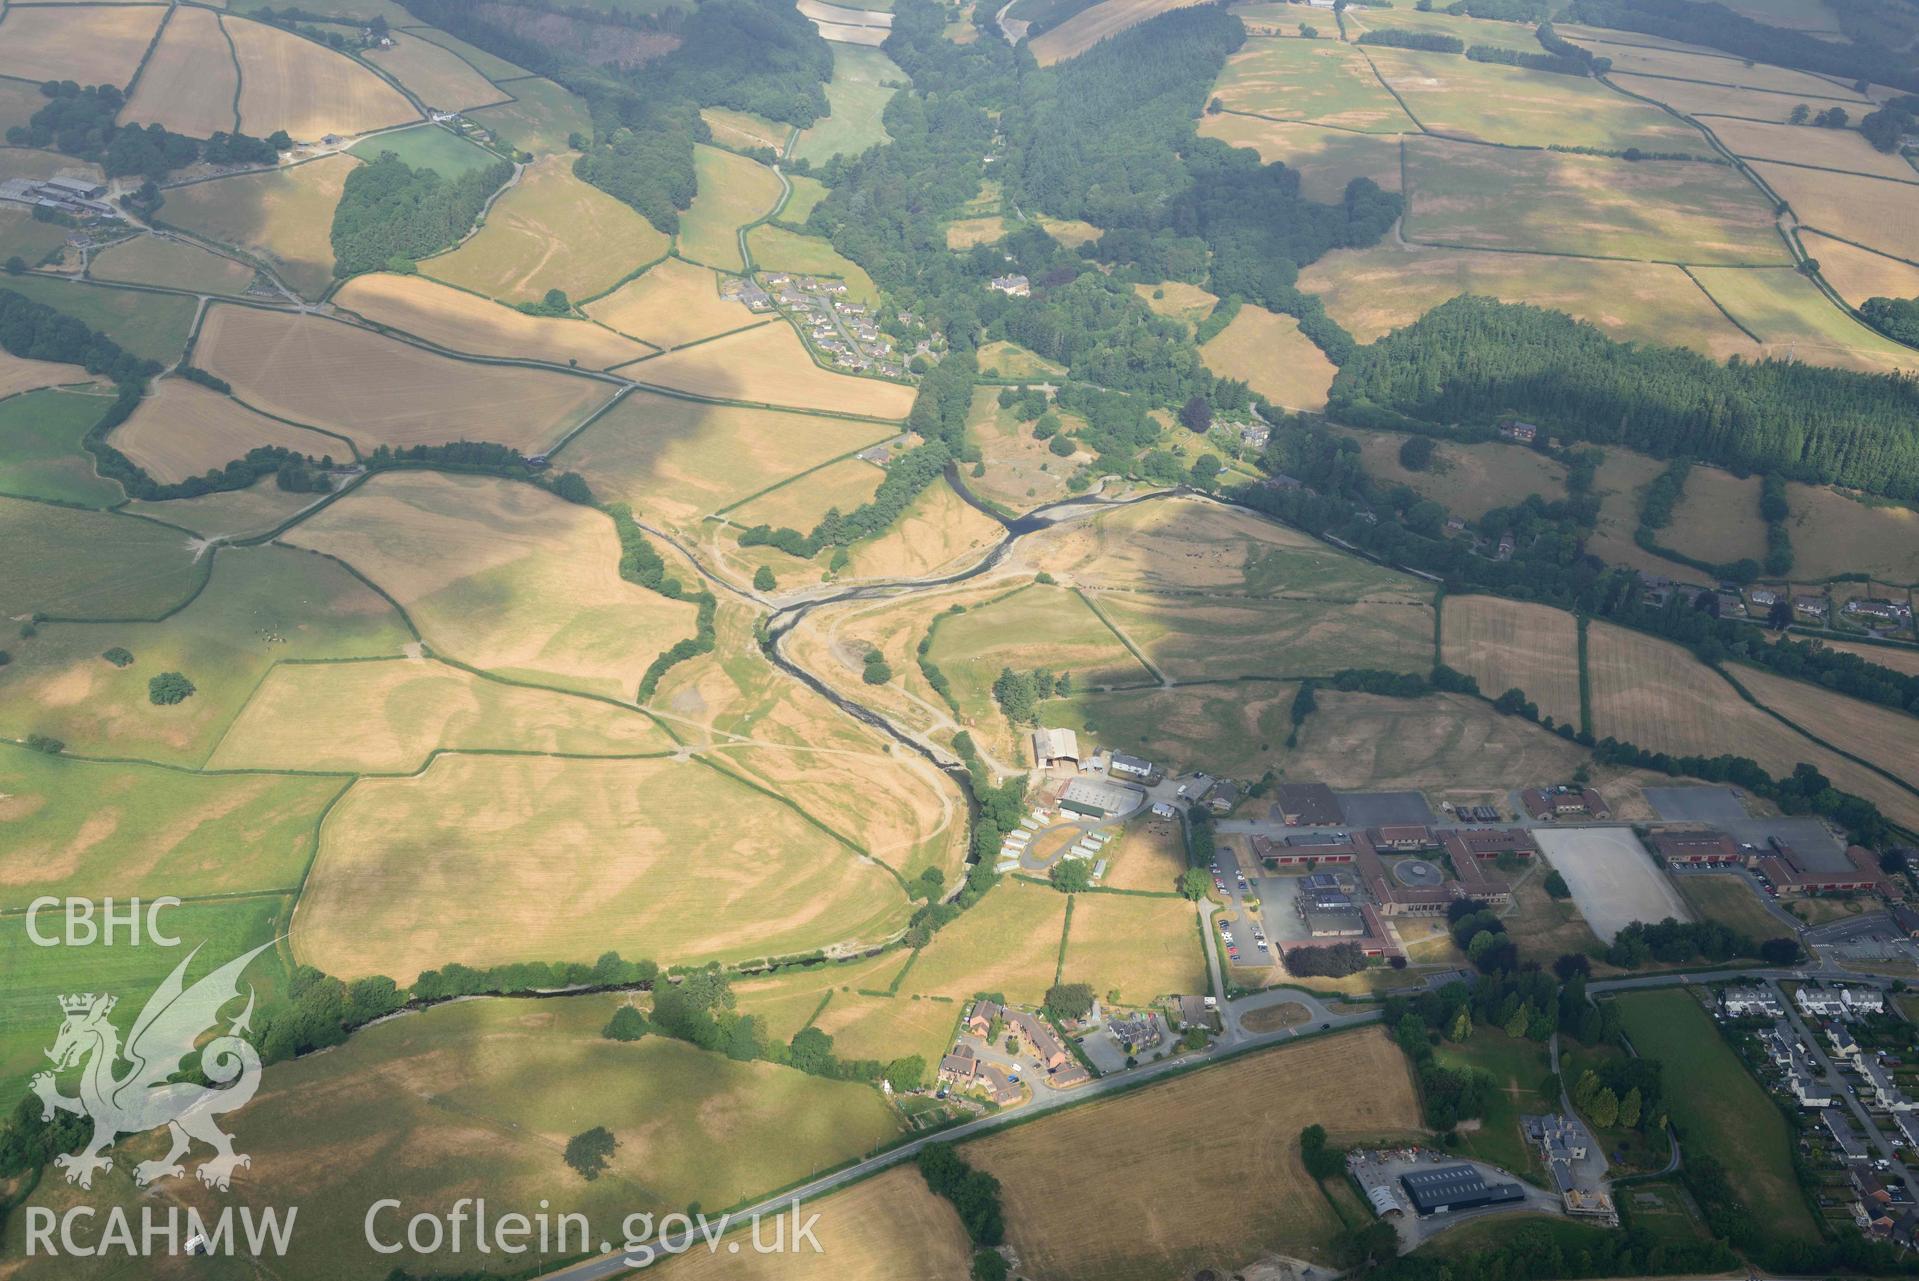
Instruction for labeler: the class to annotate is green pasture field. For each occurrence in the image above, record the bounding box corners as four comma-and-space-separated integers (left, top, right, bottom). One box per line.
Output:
0, 497, 201, 620
1211, 37, 1415, 132
349, 122, 500, 178
0, 893, 291, 1103
0, 387, 121, 506
1089, 592, 1436, 681
1430, 1027, 1556, 1181
0, 206, 71, 269
1611, 988, 1818, 1244
1673, 873, 1791, 943
703, 106, 792, 155
677, 144, 785, 273
0, 542, 411, 766
925, 584, 1158, 721
1402, 141, 1790, 265
87, 234, 258, 296
1045, 681, 1303, 779
0, 275, 198, 364
125, 478, 321, 541
791, 45, 904, 166
1345, 4, 1540, 52
781, 172, 832, 222
1691, 265, 1919, 376
467, 77, 591, 157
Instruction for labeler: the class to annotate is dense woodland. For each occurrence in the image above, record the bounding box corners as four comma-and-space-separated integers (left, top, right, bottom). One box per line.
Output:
5, 82, 285, 179
330, 152, 514, 275
1571, 0, 1919, 92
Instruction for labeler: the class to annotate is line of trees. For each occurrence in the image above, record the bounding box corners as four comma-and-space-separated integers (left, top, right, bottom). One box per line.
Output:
5, 81, 288, 178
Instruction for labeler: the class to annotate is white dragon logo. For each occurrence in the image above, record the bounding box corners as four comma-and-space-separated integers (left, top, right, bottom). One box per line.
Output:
30, 941, 272, 1192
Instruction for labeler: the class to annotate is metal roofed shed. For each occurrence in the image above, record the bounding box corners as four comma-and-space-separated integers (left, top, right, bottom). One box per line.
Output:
1400, 1165, 1526, 1216
1059, 776, 1140, 818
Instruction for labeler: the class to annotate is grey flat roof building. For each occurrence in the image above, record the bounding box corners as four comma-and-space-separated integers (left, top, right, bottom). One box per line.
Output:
1400, 1165, 1526, 1216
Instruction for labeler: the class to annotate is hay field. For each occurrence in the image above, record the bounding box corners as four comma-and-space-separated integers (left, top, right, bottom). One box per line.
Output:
1574, 38, 1871, 100
227, 14, 418, 139
1194, 112, 1402, 201
1607, 72, 1854, 122
0, 497, 200, 620
1095, 592, 1436, 681
1210, 38, 1415, 131
1403, 141, 1789, 264
1440, 595, 1582, 726
1585, 448, 1689, 578
1288, 689, 1589, 795
0, 746, 336, 906
1299, 240, 1758, 356
209, 656, 674, 772
676, 144, 784, 272
0, 351, 91, 399
1198, 303, 1336, 409
126, 477, 319, 540
906, 878, 1068, 1005
970, 1029, 1422, 1278
1334, 427, 1568, 516
845, 476, 1008, 579
926, 584, 1157, 721
1048, 683, 1302, 780
0, 148, 102, 187
0, 387, 120, 507
120, 6, 240, 138
0, 542, 410, 765
195, 305, 613, 452
1803, 232, 1919, 308
1754, 162, 1919, 262
294, 753, 910, 980
0, 274, 196, 364
561, 390, 892, 529
745, 224, 880, 302
87, 233, 256, 295
944, 215, 1006, 249
109, 377, 343, 483
791, 44, 902, 165
160, 154, 357, 299
332, 272, 652, 368
1784, 483, 1919, 582
1691, 265, 1919, 374
364, 32, 509, 112
1063, 893, 1205, 1004
0, 79, 42, 138
467, 77, 591, 157
634, 319, 914, 418
1101, 817, 1188, 892
286, 472, 698, 698
728, 456, 882, 531
1818, 638, 1919, 676
1703, 117, 1919, 182
1367, 48, 1703, 152
585, 257, 756, 349
1736, 664, 1919, 790
658, 1166, 973, 1281
808, 990, 965, 1068
1586, 621, 1919, 828
703, 105, 791, 154
1029, 0, 1208, 64
1658, 463, 1769, 563
422, 155, 669, 304
0, 4, 165, 85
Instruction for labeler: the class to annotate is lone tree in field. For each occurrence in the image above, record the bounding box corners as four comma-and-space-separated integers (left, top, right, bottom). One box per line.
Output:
1398, 435, 1436, 471
101, 647, 133, 667
753, 565, 777, 592
148, 672, 195, 705
602, 1006, 649, 1041
564, 1126, 617, 1180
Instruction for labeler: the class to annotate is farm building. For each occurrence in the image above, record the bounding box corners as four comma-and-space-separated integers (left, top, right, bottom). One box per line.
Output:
1400, 1165, 1526, 1216
1108, 751, 1154, 780
1273, 782, 1341, 826
1032, 726, 1081, 768
1367, 1185, 1404, 1218
1059, 776, 1139, 818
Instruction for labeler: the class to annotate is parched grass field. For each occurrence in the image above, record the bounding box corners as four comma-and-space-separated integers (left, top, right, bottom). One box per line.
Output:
1819, 638, 1919, 676
87, 233, 257, 295
364, 32, 510, 112
1048, 682, 1302, 780
0, 350, 90, 399
0, 496, 201, 620
1029, 0, 1208, 64
964, 384, 1081, 510
585, 257, 756, 349
1704, 116, 1919, 182
1675, 872, 1792, 942
1784, 483, 1919, 583
196, 305, 614, 452
844, 476, 1009, 580
1802, 231, 1919, 309
970, 1028, 1423, 1278
0, 894, 288, 1106
1735, 663, 1919, 794
1575, 37, 1870, 101
907, 878, 1070, 1006
467, 77, 592, 157
1612, 989, 1818, 1244
1298, 238, 1760, 357
807, 989, 965, 1068
1585, 448, 1692, 579
732, 951, 906, 1043
561, 389, 893, 529
1657, 463, 1768, 564
0, 3, 165, 86
1135, 280, 1219, 330
791, 44, 902, 166
1288, 689, 1589, 796
944, 215, 1007, 249
1440, 595, 1582, 727
1100, 816, 1189, 892
703, 105, 791, 154
160, 153, 359, 299
423, 154, 671, 303
127, 477, 321, 540
1403, 141, 1790, 264
977, 338, 1067, 379
745, 224, 880, 303
0, 274, 197, 364
1062, 892, 1205, 1005
333, 272, 652, 369
1586, 621, 1919, 829
405, 24, 530, 81
1606, 72, 1858, 124
676, 144, 785, 273
295, 752, 911, 980
209, 656, 675, 772
286, 472, 698, 698
1210, 37, 1415, 131
0, 387, 121, 506
347, 121, 501, 178
634, 318, 915, 418
727, 456, 883, 531
1093, 592, 1436, 681
1501, 870, 1604, 966
1344, 4, 1538, 51
1691, 265, 1919, 374
1368, 47, 1705, 152
1198, 302, 1336, 409
110, 377, 346, 484
0, 542, 410, 765
119, 5, 240, 138
227, 13, 419, 139
0, 745, 337, 906
926, 583, 1156, 718
1756, 162, 1919, 263
6, 997, 905, 1281
0, 80, 45, 138
1335, 427, 1568, 516
1194, 112, 1403, 201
